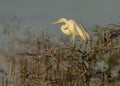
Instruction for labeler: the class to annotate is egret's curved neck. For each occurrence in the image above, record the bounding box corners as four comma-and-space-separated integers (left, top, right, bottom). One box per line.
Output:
61, 24, 71, 35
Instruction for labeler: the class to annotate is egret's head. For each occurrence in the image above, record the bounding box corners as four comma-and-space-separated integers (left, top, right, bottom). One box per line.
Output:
52, 18, 68, 24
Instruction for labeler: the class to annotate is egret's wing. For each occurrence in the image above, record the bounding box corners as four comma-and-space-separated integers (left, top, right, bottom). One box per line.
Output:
77, 23, 91, 40
76, 23, 87, 40
68, 20, 86, 40
68, 19, 90, 41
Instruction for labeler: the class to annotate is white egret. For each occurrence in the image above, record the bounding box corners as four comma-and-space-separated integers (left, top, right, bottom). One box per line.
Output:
52, 18, 90, 44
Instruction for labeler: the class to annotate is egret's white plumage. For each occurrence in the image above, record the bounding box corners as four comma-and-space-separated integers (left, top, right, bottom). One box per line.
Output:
52, 18, 90, 43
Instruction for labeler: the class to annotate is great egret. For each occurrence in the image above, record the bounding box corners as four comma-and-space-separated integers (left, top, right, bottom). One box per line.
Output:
52, 18, 90, 44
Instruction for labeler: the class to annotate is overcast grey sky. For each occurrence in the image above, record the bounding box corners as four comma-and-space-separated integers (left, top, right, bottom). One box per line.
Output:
0, 0, 120, 31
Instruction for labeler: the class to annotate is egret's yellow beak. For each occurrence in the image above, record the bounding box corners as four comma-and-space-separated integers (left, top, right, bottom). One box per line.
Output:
52, 19, 61, 24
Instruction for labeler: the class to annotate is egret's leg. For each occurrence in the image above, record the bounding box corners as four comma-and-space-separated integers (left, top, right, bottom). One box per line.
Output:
71, 35, 76, 49
80, 39, 86, 50
73, 39, 76, 49
84, 41, 88, 51
71, 39, 76, 49
79, 40, 83, 49
86, 39, 92, 51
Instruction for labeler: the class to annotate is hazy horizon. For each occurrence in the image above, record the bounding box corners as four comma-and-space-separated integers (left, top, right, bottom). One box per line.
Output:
0, 0, 120, 36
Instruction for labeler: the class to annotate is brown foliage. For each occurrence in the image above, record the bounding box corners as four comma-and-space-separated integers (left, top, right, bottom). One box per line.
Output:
0, 21, 120, 86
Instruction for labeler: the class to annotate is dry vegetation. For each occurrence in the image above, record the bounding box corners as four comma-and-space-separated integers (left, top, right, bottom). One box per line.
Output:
0, 17, 120, 86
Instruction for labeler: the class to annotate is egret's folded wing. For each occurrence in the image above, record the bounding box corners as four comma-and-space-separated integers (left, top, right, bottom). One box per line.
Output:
76, 23, 87, 40
68, 19, 90, 41
78, 23, 91, 40
69, 20, 87, 40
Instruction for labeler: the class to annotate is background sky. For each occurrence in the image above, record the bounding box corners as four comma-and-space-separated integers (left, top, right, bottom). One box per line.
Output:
0, 0, 120, 35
